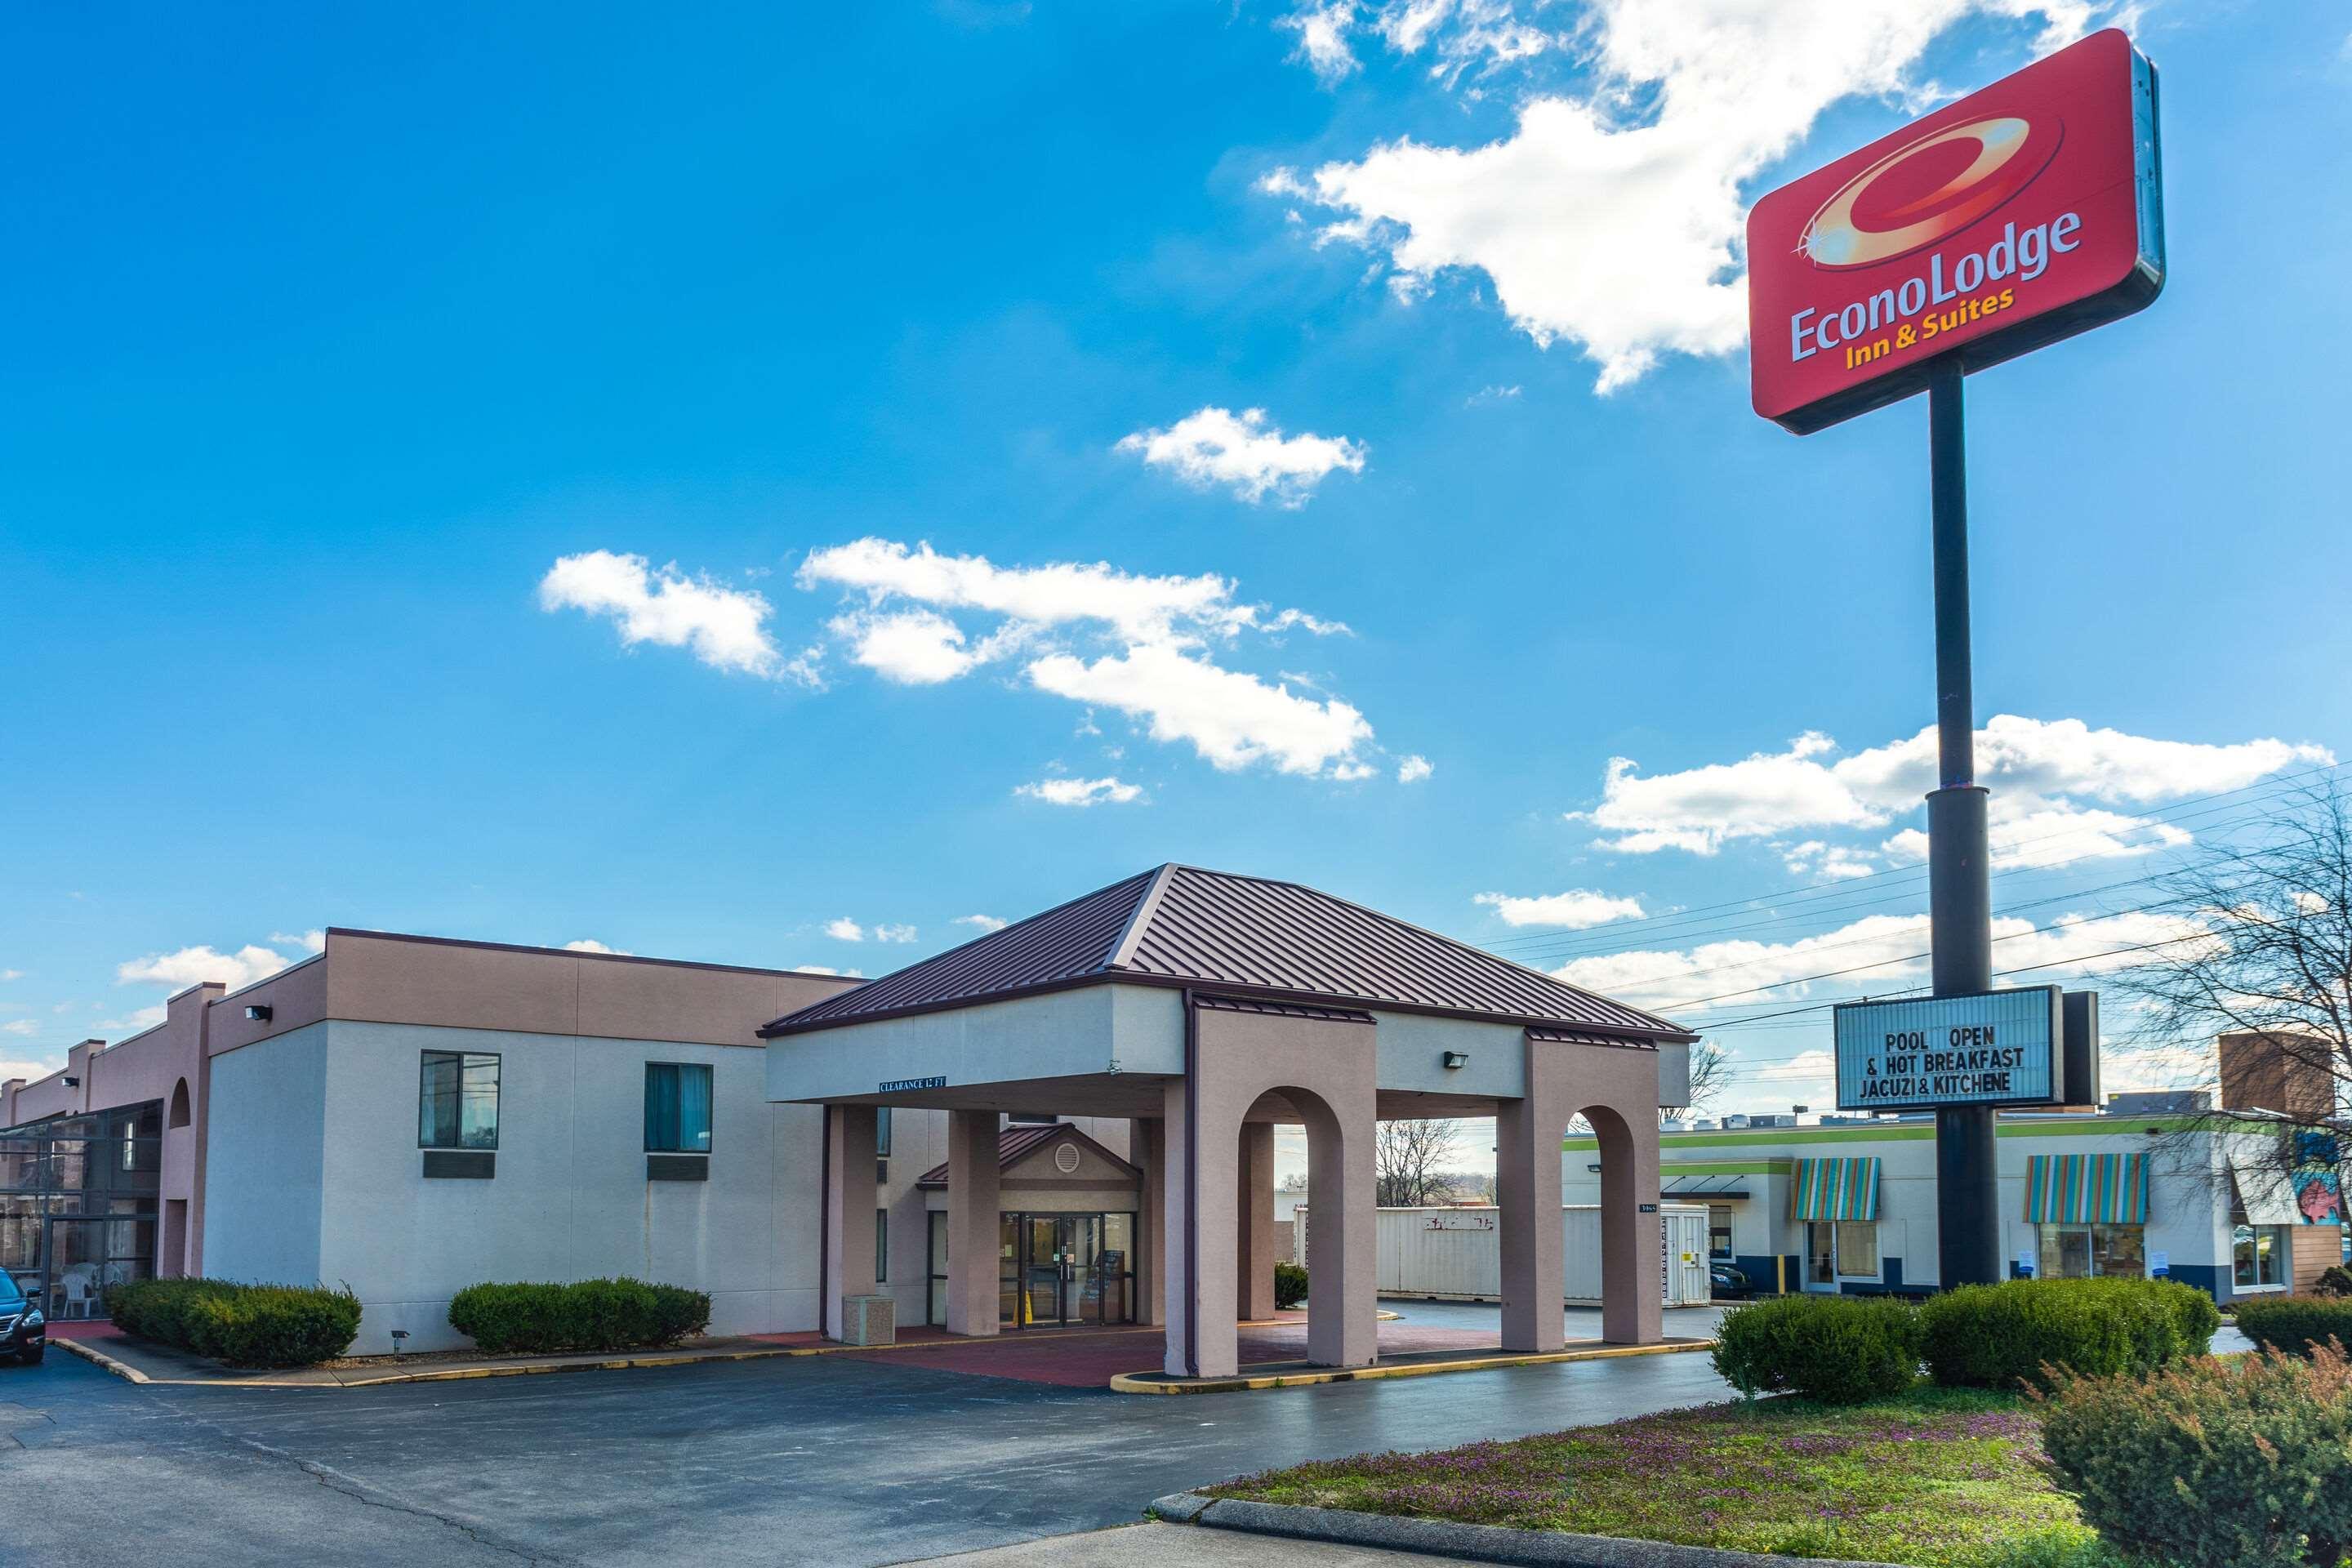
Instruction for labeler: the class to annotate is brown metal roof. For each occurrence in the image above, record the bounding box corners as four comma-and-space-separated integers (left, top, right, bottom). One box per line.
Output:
760, 864, 1692, 1040
911, 1122, 1143, 1189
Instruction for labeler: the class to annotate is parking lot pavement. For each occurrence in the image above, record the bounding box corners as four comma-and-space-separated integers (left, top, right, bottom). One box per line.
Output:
0, 1302, 1735, 1568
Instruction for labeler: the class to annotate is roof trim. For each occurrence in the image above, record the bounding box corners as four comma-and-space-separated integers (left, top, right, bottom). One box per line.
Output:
1105, 862, 1179, 972
765, 969, 1694, 1042
321, 927, 855, 982
1195, 994, 1375, 1024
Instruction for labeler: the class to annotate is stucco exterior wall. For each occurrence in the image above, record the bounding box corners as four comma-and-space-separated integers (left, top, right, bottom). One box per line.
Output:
295, 1019, 823, 1352
203, 1023, 330, 1290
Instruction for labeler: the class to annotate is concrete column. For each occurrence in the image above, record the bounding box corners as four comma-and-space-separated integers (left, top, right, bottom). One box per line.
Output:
1160, 1079, 1196, 1376
945, 1110, 1001, 1337
1132, 1116, 1166, 1327
1496, 1094, 1566, 1354
1237, 1120, 1277, 1321
824, 1105, 879, 1341
1302, 1102, 1377, 1369
1596, 1107, 1664, 1346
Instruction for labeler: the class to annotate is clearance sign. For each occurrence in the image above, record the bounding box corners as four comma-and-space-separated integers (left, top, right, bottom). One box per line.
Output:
1748, 29, 2165, 434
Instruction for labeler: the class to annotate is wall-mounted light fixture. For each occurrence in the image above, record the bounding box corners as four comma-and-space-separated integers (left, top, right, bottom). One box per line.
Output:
1441, 1051, 1470, 1070
245, 1004, 273, 1022
63, 1076, 81, 1089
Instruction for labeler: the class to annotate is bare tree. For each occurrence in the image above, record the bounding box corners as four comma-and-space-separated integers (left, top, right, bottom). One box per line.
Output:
1374, 1118, 1464, 1206
2110, 780, 2352, 1200
1278, 1171, 1309, 1192
1664, 1038, 1731, 1125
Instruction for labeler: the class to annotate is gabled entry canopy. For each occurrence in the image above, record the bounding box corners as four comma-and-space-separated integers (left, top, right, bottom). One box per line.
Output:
760, 864, 1691, 1042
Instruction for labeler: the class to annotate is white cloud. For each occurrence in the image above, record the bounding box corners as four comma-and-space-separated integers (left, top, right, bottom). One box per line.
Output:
1116, 406, 1366, 508
1476, 889, 1645, 929
1, 1020, 35, 1037
268, 930, 327, 955
1560, 907, 2197, 1014
1396, 754, 1434, 783
0, 969, 22, 982
1014, 776, 1145, 808
563, 939, 632, 955
117, 942, 309, 992
540, 550, 796, 680
1782, 840, 1877, 881
793, 539, 1383, 782
823, 918, 866, 942
96, 1004, 168, 1036
1283, 2, 1360, 83
1580, 717, 2332, 867
791, 964, 866, 978
3, 1055, 59, 1080
1030, 644, 1370, 777
1264, 1, 2107, 390
955, 914, 1011, 933
874, 924, 919, 943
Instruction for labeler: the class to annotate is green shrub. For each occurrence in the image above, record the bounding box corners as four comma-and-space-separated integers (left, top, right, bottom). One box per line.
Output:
1918, 1276, 2216, 1393
1273, 1263, 1308, 1311
447, 1277, 711, 1354
106, 1277, 361, 1367
1709, 1292, 1921, 1404
2036, 1343, 2352, 1566
2233, 1294, 2352, 1358
2314, 1265, 2352, 1299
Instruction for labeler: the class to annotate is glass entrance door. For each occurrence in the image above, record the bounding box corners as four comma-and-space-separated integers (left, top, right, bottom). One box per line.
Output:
1806, 1222, 1837, 1290
993, 1212, 1138, 1328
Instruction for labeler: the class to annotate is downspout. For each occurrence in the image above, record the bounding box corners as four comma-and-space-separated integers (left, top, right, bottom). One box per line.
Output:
1183, 987, 1198, 1379
817, 1105, 833, 1340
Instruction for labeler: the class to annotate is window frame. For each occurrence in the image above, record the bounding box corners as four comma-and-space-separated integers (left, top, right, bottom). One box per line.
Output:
417, 1050, 501, 1152
875, 1207, 889, 1284
643, 1062, 715, 1156
2234, 1223, 2289, 1289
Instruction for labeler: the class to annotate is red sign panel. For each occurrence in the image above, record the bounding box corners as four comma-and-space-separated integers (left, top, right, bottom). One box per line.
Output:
1748, 29, 2164, 434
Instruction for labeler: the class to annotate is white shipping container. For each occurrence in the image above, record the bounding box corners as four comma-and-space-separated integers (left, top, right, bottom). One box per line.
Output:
1303, 1204, 1713, 1307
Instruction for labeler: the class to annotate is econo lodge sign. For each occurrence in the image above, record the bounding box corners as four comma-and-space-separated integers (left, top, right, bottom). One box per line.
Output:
1748, 29, 2164, 434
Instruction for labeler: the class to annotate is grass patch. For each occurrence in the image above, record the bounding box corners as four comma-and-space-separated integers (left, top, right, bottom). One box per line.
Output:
1204, 1385, 2123, 1567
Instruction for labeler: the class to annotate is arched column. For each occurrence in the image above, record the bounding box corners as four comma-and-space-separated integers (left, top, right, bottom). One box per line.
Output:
1237, 1119, 1277, 1321
1161, 999, 1376, 1379
1498, 1033, 1666, 1352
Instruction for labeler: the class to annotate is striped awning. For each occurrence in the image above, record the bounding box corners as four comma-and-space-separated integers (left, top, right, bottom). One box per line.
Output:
1790, 1156, 1879, 1222
2026, 1153, 2149, 1224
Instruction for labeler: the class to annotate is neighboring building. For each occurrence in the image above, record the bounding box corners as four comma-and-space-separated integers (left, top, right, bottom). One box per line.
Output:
1566, 1106, 2336, 1304
0, 930, 1132, 1350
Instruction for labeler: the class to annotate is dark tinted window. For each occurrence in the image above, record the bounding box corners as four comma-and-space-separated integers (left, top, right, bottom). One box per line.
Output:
0, 1272, 23, 1305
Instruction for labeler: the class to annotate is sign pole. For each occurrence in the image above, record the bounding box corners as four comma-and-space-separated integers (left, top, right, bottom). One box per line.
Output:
1925, 353, 2002, 1289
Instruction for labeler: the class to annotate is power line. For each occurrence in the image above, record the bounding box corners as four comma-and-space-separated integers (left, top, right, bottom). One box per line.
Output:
1481, 760, 2345, 962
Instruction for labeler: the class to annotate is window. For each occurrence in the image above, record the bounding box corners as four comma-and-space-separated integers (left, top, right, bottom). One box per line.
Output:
876, 1208, 889, 1283
644, 1064, 713, 1154
875, 1107, 893, 1158
419, 1052, 500, 1150
2038, 1223, 2148, 1280
1833, 1222, 1878, 1277
1007, 1112, 1058, 1125
1707, 1205, 1734, 1259
2234, 1223, 2289, 1288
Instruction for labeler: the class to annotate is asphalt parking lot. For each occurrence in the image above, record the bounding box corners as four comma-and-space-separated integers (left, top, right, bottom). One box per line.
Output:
0, 1303, 1735, 1568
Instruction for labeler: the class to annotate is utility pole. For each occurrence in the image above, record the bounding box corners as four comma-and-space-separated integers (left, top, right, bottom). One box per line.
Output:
1925, 354, 2001, 1289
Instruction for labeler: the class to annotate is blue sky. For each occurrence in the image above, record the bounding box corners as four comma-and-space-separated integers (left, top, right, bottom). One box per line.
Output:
5, 1, 2349, 1127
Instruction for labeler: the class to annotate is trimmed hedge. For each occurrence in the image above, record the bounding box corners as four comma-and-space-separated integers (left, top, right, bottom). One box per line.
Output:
108, 1277, 363, 1368
447, 1278, 710, 1354
1918, 1276, 2218, 1393
1273, 1263, 1309, 1311
2314, 1264, 2352, 1299
2038, 1342, 2352, 1567
2234, 1294, 2352, 1358
1710, 1293, 1921, 1404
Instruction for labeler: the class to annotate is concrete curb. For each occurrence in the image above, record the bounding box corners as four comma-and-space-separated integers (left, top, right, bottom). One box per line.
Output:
1110, 1338, 1714, 1395
60, 1319, 1170, 1391
1147, 1493, 1904, 1568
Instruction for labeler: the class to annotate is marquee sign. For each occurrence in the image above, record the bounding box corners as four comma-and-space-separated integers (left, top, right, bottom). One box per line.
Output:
1748, 29, 2165, 434
1833, 986, 2063, 1112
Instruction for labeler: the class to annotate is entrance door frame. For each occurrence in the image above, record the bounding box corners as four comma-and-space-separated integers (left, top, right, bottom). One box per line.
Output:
993, 1209, 1136, 1330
